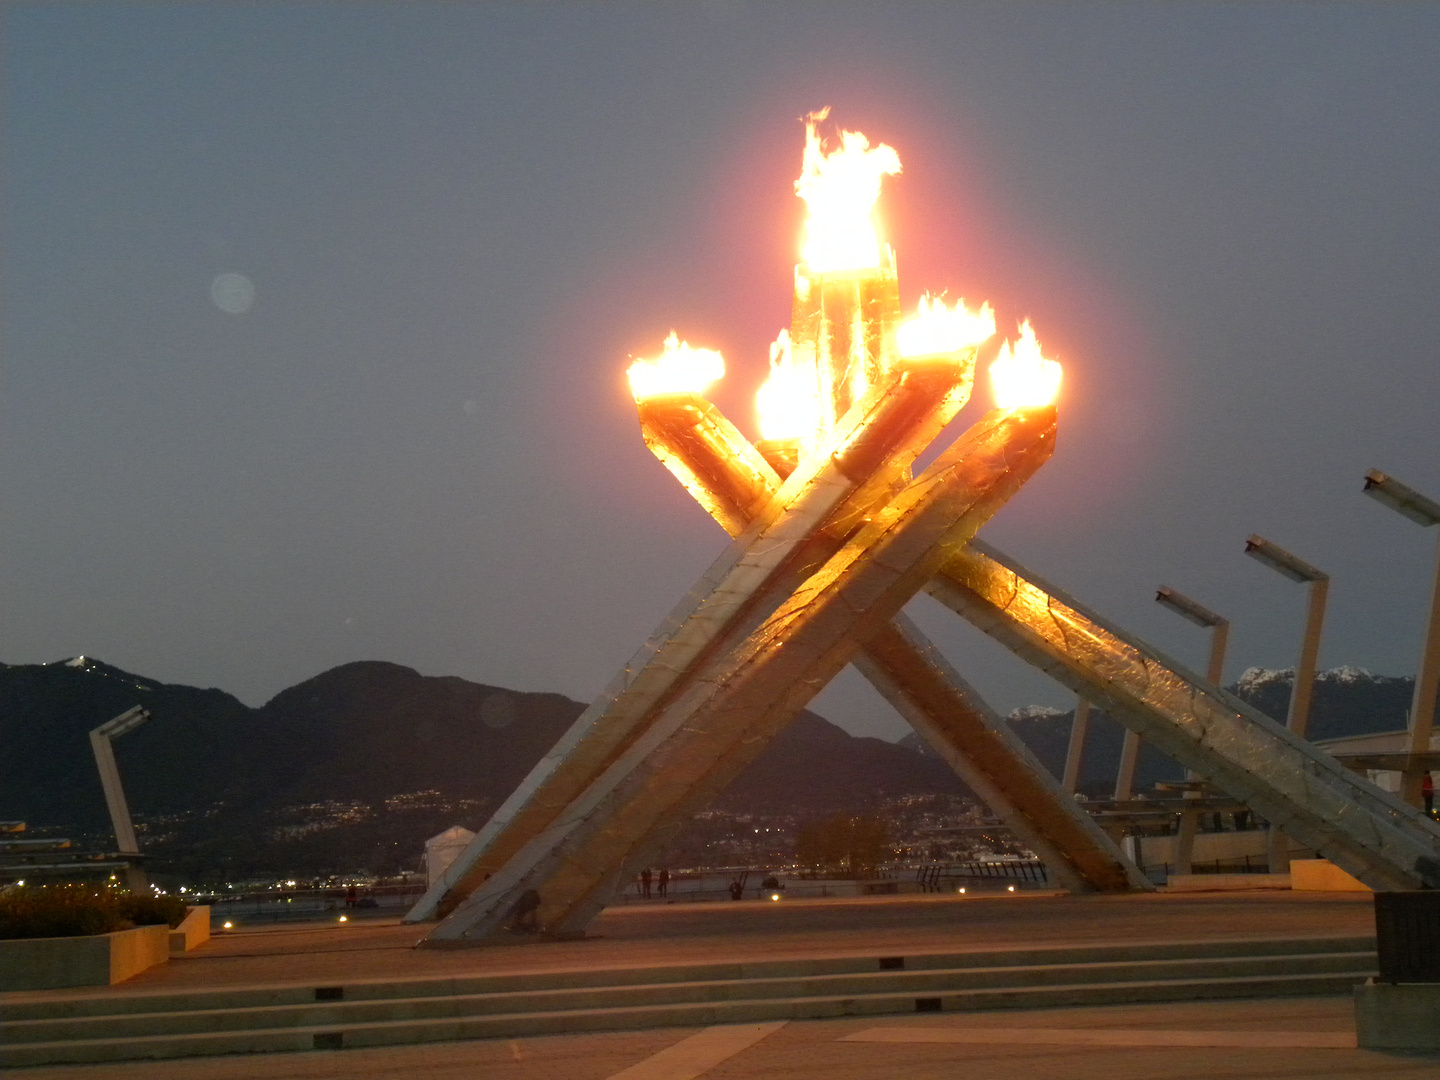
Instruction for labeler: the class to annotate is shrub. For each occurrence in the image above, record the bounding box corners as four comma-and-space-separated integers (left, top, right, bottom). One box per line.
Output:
0, 885, 189, 939
116, 893, 188, 929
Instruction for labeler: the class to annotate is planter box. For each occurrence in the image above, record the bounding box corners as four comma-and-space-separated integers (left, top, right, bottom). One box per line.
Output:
169, 905, 210, 954
1356, 978, 1440, 1050
0, 923, 169, 991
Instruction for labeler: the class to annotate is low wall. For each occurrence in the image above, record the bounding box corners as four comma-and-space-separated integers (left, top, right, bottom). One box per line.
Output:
1165, 873, 1292, 892
0, 923, 169, 991
169, 905, 211, 953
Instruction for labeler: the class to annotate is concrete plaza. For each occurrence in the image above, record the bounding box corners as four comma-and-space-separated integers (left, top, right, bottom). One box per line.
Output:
8, 889, 1434, 1079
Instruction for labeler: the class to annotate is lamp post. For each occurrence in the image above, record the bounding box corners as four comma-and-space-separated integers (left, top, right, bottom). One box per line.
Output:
1363, 470, 1440, 808
1114, 589, 1227, 800
1148, 587, 1229, 875
1154, 587, 1230, 687
1061, 696, 1092, 795
1243, 536, 1329, 871
1243, 536, 1329, 739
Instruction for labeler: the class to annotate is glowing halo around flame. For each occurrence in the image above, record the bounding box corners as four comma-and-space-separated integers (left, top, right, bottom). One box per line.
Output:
896, 294, 996, 360
795, 108, 901, 274
627, 331, 725, 400
990, 320, 1062, 409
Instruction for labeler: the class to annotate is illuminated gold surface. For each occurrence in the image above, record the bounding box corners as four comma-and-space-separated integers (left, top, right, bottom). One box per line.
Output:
415, 357, 974, 930
637, 394, 779, 536
932, 542, 1440, 891
638, 400, 1143, 894
440, 408, 1057, 941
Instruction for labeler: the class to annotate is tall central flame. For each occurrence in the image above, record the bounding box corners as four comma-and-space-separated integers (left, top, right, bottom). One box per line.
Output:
795, 108, 901, 274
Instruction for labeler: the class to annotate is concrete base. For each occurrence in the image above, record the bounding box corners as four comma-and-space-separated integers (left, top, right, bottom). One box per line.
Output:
1166, 874, 1292, 892
1354, 977, 1440, 1050
1291, 860, 1371, 893
169, 905, 211, 954
0, 923, 169, 991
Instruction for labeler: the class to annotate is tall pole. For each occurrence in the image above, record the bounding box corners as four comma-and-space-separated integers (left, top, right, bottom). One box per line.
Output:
1289, 577, 1329, 739
1404, 531, 1440, 806
89, 706, 151, 892
1360, 471, 1440, 809
1113, 729, 1140, 801
1062, 696, 1091, 794
1205, 620, 1228, 687
1243, 535, 1329, 872
1150, 587, 1228, 876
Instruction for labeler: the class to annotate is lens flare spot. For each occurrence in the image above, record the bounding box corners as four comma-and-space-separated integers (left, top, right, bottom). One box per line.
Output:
210, 273, 255, 314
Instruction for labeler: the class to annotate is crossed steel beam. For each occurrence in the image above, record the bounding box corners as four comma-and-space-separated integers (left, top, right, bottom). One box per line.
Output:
413, 347, 1105, 944
412, 347, 1440, 950
630, 390, 1146, 897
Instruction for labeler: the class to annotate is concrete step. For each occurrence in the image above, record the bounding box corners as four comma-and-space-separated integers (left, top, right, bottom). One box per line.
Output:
0, 970, 1373, 1067
0, 933, 1374, 1021
0, 951, 1374, 1045
0, 937, 1378, 1066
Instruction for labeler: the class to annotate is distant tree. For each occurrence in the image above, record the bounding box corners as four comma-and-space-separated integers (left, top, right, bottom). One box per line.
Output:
795, 813, 890, 877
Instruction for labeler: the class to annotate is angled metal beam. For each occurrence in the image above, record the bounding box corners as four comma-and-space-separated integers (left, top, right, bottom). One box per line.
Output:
428, 406, 1057, 942
88, 706, 150, 892
928, 540, 1440, 891
854, 617, 1148, 892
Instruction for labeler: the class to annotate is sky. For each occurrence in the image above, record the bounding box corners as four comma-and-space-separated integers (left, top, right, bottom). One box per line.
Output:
4, 4, 1439, 741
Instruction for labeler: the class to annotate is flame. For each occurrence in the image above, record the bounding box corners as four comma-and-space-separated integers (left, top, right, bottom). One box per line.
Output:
795, 108, 901, 274
627, 331, 724, 399
896, 294, 996, 359
989, 320, 1062, 409
756, 329, 822, 442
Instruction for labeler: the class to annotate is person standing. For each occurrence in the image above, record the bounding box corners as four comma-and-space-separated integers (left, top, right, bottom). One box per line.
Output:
640, 867, 652, 898
1423, 771, 1435, 816
657, 867, 670, 898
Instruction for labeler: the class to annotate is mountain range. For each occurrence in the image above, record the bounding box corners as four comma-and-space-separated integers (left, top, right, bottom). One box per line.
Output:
0, 656, 1417, 879
0, 657, 966, 879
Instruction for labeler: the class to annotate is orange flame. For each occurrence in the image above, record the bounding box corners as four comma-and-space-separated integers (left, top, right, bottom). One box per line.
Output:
795, 108, 901, 274
756, 329, 822, 442
627, 331, 724, 400
896, 294, 996, 359
990, 320, 1062, 409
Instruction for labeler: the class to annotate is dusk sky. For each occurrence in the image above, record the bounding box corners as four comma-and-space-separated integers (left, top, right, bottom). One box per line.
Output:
5, 4, 1438, 741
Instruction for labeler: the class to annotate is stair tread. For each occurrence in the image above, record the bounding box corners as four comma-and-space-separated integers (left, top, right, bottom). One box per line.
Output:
2, 951, 1377, 1032
1, 968, 1376, 1054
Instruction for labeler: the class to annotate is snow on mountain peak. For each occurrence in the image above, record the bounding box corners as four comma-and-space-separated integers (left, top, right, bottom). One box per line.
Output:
1006, 705, 1067, 724
1318, 665, 1375, 684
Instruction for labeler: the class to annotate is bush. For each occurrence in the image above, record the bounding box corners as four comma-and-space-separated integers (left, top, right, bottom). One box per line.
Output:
116, 893, 188, 929
0, 886, 189, 939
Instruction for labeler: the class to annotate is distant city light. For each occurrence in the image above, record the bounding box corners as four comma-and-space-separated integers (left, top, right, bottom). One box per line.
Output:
1007, 885, 1016, 892
222, 921, 233, 929
338, 915, 348, 923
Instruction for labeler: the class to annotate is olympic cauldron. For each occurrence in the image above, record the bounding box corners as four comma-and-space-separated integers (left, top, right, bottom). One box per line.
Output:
412, 112, 1440, 946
